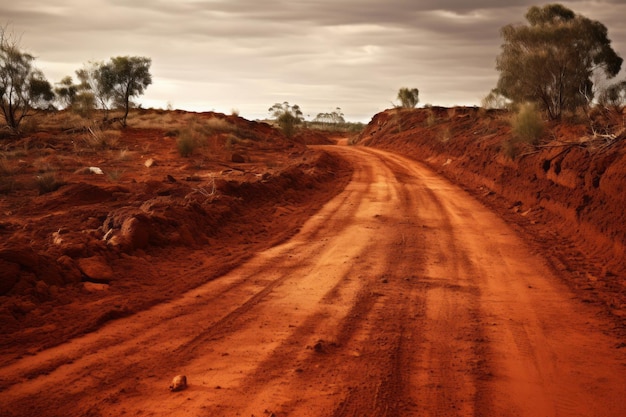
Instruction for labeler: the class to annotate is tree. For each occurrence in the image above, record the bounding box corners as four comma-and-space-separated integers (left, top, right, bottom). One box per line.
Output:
54, 76, 78, 109
397, 87, 419, 108
0, 27, 54, 132
599, 80, 626, 113
75, 61, 113, 118
495, 4, 622, 120
99, 56, 152, 127
481, 88, 510, 110
74, 57, 152, 126
313, 107, 345, 124
27, 71, 54, 110
268, 101, 303, 137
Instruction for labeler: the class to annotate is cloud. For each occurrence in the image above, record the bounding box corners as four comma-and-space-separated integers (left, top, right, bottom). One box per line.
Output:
1, 0, 625, 121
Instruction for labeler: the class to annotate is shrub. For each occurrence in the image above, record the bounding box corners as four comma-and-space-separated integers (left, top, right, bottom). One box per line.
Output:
425, 108, 437, 127
35, 173, 65, 195
225, 134, 244, 150
205, 117, 235, 133
397, 87, 419, 108
268, 102, 303, 137
511, 102, 544, 145
177, 133, 195, 157
83, 126, 121, 150
176, 128, 200, 157
107, 169, 125, 181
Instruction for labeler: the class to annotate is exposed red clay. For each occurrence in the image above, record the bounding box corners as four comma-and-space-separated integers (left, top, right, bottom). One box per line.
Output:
0, 108, 625, 416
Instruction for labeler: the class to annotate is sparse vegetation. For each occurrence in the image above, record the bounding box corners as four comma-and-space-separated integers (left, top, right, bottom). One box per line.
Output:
313, 108, 345, 124
599, 81, 626, 115
100, 56, 152, 127
495, 4, 622, 120
35, 172, 65, 195
106, 168, 124, 181
83, 125, 121, 150
397, 87, 419, 109
268, 102, 303, 138
176, 128, 199, 157
425, 107, 437, 127
225, 133, 245, 150
511, 102, 545, 145
0, 26, 54, 133
116, 148, 132, 162
204, 117, 236, 133
61, 57, 152, 127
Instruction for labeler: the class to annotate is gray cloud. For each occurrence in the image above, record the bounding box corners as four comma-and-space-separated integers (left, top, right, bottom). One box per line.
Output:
1, 0, 625, 121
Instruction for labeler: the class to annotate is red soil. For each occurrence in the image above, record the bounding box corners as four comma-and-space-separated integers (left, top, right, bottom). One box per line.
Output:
1, 108, 625, 416
358, 106, 626, 325
0, 111, 352, 358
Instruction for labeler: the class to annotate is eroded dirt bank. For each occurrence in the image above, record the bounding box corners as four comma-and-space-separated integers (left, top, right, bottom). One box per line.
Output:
0, 111, 352, 359
1, 146, 624, 417
357, 107, 626, 323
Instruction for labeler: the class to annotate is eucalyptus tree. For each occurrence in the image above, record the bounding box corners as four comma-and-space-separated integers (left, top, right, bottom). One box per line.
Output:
0, 27, 54, 133
73, 56, 152, 126
268, 101, 304, 137
397, 87, 419, 108
99, 56, 152, 127
495, 4, 622, 119
54, 76, 78, 109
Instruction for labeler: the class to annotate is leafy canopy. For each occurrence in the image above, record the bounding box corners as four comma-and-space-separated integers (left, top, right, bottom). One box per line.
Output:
71, 56, 152, 126
495, 4, 622, 119
268, 102, 304, 137
0, 27, 54, 133
100, 56, 152, 126
397, 87, 419, 108
313, 107, 345, 124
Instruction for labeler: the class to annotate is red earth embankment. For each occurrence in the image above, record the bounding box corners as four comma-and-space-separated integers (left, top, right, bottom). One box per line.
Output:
357, 106, 626, 321
0, 110, 352, 357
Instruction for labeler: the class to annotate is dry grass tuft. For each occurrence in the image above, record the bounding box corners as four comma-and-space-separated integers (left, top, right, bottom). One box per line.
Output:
35, 173, 66, 195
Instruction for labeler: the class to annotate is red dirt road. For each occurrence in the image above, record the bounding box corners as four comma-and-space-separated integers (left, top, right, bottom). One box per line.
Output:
1, 145, 625, 416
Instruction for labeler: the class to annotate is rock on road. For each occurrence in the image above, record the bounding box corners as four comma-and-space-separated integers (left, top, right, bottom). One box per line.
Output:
1, 145, 625, 417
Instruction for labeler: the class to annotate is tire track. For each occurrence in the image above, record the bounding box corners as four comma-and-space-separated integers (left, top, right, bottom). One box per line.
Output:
2, 145, 626, 417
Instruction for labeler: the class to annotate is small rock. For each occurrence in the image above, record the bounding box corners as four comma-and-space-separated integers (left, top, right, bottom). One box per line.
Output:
77, 256, 114, 283
83, 282, 110, 292
144, 158, 156, 168
313, 340, 325, 353
169, 375, 187, 392
120, 216, 151, 250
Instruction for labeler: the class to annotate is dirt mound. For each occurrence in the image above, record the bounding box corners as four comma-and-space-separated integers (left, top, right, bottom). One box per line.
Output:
293, 129, 338, 145
0, 111, 352, 356
357, 107, 626, 319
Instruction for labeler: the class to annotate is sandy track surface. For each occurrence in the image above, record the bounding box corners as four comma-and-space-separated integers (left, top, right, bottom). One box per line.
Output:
1, 145, 625, 417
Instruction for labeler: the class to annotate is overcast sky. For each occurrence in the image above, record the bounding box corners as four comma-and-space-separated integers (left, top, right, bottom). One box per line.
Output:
3, 1, 626, 122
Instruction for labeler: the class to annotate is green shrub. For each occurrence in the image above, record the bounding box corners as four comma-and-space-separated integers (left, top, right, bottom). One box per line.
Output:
511, 103, 544, 145
277, 112, 299, 137
176, 129, 197, 157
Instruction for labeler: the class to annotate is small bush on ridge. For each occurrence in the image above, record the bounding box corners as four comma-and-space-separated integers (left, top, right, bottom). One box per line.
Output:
511, 102, 544, 145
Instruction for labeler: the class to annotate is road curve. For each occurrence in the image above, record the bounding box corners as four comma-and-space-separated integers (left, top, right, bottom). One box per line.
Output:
1, 145, 625, 417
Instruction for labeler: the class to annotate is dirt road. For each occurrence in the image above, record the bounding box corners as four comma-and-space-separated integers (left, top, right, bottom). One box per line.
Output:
1, 146, 625, 417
